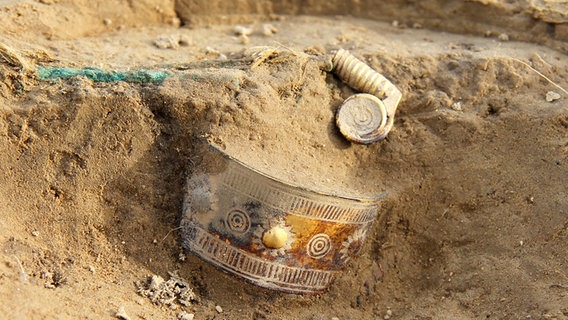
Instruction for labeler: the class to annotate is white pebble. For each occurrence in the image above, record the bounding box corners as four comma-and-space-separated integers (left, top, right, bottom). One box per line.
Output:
115, 306, 131, 320
546, 91, 561, 102
179, 35, 192, 46
498, 33, 510, 41
153, 35, 180, 50
215, 305, 223, 313
239, 34, 250, 45
451, 101, 463, 111
233, 25, 253, 36
262, 23, 278, 37
170, 17, 181, 27
177, 311, 195, 320
31, 231, 39, 237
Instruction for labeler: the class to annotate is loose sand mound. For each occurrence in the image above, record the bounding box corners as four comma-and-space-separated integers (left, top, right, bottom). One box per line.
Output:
0, 1, 567, 319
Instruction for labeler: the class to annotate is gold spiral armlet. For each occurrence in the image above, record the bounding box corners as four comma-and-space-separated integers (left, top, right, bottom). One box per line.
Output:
331, 49, 402, 144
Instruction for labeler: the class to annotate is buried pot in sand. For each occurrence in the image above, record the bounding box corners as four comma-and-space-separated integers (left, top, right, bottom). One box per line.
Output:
0, 0, 567, 319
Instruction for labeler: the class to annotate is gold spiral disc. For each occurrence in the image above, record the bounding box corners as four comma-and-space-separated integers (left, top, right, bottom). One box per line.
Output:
335, 93, 388, 144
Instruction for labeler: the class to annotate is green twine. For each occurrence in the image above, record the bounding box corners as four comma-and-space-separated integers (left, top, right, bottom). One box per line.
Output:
37, 67, 170, 83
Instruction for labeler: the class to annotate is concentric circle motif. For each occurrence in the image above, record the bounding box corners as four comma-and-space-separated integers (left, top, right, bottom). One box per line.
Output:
336, 93, 388, 143
354, 107, 374, 127
306, 233, 332, 259
225, 209, 251, 234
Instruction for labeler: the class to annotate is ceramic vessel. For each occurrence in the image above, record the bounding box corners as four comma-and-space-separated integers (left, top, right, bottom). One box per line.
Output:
181, 142, 383, 293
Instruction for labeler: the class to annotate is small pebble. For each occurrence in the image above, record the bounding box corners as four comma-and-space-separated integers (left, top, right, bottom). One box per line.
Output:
546, 91, 561, 102
115, 306, 131, 320
170, 17, 181, 27
204, 47, 227, 60
153, 35, 180, 50
31, 231, 39, 237
103, 18, 112, 26
88, 265, 95, 273
331, 317, 340, 320
177, 312, 194, 320
179, 35, 192, 46
239, 34, 250, 45
262, 23, 278, 37
215, 305, 223, 313
392, 20, 399, 27
498, 33, 510, 41
451, 101, 463, 111
233, 25, 253, 36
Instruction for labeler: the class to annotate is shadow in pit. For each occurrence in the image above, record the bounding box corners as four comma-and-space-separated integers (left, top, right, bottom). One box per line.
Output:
100, 86, 286, 305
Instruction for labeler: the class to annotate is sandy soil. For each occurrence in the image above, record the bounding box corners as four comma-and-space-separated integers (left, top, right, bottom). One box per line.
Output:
0, 0, 567, 319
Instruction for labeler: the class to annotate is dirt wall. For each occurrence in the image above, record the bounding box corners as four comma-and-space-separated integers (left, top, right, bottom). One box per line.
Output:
175, 0, 568, 52
0, 1, 567, 319
0, 0, 177, 40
